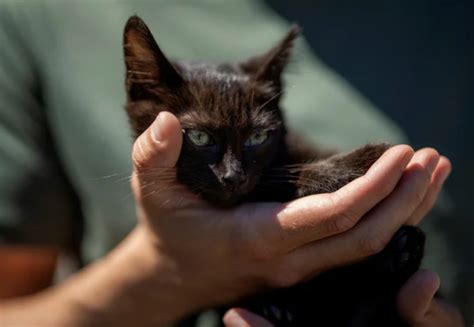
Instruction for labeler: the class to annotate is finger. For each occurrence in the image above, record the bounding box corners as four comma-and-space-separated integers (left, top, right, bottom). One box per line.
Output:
406, 147, 440, 173
396, 269, 440, 323
130, 111, 199, 209
280, 163, 431, 283
397, 270, 464, 326
132, 111, 182, 174
420, 298, 465, 327
256, 145, 414, 255
407, 156, 451, 225
223, 308, 274, 327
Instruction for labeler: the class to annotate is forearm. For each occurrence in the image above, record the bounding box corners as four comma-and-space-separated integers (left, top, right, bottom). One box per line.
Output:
0, 246, 58, 298
0, 227, 192, 327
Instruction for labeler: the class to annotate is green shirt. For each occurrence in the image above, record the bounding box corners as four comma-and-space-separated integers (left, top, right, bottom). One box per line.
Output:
0, 0, 461, 325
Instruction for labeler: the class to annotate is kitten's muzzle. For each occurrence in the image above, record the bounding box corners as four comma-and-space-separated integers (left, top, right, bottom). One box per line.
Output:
210, 163, 249, 191
222, 171, 248, 189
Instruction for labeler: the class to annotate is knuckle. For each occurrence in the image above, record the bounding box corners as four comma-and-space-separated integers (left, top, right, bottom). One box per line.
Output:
401, 168, 431, 211
132, 138, 147, 170
266, 265, 301, 288
420, 147, 439, 158
327, 195, 358, 234
378, 181, 395, 199
332, 209, 358, 234
413, 171, 430, 202
358, 231, 388, 256
417, 167, 432, 186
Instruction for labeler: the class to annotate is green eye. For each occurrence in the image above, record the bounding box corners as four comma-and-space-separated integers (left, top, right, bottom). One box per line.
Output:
186, 129, 212, 146
245, 130, 269, 147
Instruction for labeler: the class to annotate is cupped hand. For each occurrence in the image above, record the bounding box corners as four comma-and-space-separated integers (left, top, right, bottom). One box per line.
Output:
223, 269, 464, 327
130, 111, 445, 323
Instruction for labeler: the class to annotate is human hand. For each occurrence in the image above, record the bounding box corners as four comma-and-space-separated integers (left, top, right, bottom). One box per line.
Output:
221, 151, 458, 327
396, 269, 464, 326
127, 111, 446, 325
0, 112, 450, 327
223, 270, 464, 327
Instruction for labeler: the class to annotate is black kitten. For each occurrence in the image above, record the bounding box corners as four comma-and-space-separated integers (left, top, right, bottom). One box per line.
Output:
123, 16, 425, 326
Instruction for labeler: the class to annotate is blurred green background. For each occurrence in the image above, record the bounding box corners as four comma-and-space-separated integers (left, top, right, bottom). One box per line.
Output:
0, 0, 472, 324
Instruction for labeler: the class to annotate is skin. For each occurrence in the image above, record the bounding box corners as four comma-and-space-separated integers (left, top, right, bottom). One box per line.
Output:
223, 269, 464, 327
0, 112, 463, 326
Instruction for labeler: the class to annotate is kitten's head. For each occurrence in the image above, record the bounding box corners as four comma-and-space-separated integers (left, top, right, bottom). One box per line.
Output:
123, 16, 299, 206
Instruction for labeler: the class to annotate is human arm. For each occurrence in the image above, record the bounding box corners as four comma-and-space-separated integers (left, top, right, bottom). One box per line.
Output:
0, 111, 436, 326
0, 247, 58, 298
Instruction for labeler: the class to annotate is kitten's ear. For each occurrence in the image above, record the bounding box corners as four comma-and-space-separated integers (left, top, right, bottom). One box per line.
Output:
241, 25, 300, 89
123, 15, 184, 100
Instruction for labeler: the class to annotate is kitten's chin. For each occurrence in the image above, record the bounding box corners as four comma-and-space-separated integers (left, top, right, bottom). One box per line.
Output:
194, 179, 259, 208
200, 191, 245, 208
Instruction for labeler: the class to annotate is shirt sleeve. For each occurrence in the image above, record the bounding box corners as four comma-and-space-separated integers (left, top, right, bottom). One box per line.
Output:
0, 4, 82, 249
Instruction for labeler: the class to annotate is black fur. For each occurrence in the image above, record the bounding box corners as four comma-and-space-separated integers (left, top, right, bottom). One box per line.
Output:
123, 16, 425, 326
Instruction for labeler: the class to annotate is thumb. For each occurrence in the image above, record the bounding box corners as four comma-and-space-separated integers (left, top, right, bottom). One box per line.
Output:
396, 269, 440, 323
223, 308, 274, 327
132, 111, 182, 172
131, 111, 186, 204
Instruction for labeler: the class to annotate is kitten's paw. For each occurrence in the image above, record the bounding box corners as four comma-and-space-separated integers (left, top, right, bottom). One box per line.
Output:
376, 226, 425, 278
295, 143, 391, 196
262, 303, 295, 325
241, 300, 295, 326
339, 143, 391, 173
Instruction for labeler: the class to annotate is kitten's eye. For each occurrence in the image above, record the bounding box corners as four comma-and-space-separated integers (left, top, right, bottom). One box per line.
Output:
245, 130, 269, 147
186, 129, 212, 146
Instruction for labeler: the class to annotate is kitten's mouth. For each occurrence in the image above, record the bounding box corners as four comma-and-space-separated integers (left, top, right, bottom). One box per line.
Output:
201, 184, 255, 208
188, 174, 259, 208
199, 190, 243, 208
220, 193, 244, 207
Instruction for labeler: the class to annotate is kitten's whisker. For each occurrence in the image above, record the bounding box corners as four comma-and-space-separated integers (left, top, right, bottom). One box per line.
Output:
264, 175, 325, 186
124, 56, 156, 64
111, 176, 133, 184
141, 189, 157, 200
127, 70, 153, 76
128, 78, 156, 84
92, 172, 131, 180
250, 87, 256, 109
265, 174, 318, 183
255, 90, 283, 112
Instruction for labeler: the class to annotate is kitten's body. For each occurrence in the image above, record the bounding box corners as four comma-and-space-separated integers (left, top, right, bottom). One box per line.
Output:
123, 16, 425, 326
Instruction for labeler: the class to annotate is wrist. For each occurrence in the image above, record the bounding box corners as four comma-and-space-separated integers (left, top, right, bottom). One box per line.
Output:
61, 226, 195, 326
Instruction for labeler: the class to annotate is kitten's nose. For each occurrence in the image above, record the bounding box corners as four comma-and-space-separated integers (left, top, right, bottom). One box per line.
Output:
222, 171, 246, 188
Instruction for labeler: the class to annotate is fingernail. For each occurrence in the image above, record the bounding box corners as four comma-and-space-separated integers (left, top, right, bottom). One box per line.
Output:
151, 112, 165, 143
223, 310, 246, 327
